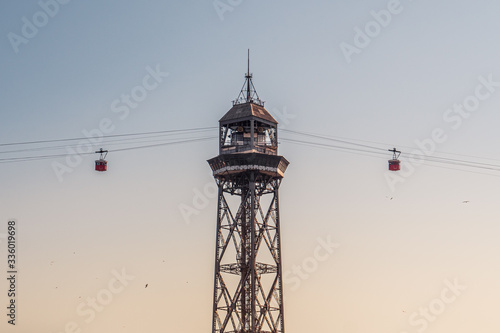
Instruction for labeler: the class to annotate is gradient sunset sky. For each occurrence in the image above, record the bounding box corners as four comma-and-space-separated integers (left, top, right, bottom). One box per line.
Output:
1, 1, 500, 332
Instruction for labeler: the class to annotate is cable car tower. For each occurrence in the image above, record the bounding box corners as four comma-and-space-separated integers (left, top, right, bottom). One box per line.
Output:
208, 51, 289, 333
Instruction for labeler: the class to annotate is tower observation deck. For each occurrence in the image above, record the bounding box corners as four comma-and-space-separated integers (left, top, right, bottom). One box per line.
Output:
207, 52, 289, 333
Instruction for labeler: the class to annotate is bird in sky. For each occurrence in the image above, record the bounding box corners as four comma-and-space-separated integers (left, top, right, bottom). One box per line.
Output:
462, 201, 470, 204
145, 284, 148, 288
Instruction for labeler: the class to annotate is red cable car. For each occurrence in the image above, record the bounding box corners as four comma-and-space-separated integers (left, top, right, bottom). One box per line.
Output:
95, 148, 108, 172
388, 148, 401, 171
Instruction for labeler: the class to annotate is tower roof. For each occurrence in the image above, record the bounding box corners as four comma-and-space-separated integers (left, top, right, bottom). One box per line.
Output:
219, 102, 278, 124
220, 50, 277, 125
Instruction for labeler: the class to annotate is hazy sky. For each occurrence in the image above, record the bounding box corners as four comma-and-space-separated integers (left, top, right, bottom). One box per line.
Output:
1, 1, 500, 332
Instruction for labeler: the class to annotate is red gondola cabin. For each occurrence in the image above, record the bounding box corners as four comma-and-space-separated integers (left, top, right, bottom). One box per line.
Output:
95, 160, 107, 172
95, 148, 108, 172
388, 148, 401, 171
388, 159, 400, 171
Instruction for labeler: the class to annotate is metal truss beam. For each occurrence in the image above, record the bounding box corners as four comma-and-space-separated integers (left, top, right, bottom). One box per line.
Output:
212, 172, 285, 333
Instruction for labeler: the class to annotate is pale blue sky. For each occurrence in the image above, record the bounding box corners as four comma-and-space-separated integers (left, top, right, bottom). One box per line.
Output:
1, 1, 500, 332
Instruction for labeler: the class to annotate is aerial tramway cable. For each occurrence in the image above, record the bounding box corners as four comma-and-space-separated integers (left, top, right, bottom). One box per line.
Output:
1, 125, 500, 176
0, 126, 217, 148
0, 136, 216, 164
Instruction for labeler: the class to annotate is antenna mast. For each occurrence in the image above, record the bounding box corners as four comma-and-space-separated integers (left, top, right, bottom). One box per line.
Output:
246, 49, 251, 102
234, 49, 264, 106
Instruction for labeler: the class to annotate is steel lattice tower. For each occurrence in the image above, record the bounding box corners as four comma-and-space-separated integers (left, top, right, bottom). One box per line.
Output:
208, 53, 289, 333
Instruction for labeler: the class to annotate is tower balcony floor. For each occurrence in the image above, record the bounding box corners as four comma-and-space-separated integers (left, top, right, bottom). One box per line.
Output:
208, 153, 289, 178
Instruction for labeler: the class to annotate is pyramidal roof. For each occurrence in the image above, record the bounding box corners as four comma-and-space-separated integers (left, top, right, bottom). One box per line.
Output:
220, 51, 277, 125
219, 102, 278, 124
